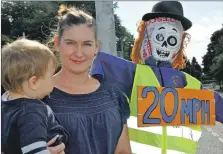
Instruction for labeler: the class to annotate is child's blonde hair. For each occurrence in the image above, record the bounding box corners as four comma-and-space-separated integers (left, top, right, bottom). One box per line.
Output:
2, 38, 58, 92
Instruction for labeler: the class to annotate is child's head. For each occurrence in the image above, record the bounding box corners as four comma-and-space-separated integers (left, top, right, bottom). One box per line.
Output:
2, 38, 58, 99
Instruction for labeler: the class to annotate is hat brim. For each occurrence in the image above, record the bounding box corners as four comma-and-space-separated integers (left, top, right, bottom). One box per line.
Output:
142, 12, 192, 31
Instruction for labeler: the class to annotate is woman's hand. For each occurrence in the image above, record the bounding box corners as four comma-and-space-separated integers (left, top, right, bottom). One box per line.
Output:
47, 135, 66, 154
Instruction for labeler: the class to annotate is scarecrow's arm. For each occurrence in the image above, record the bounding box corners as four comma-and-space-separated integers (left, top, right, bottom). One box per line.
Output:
202, 86, 223, 124
89, 51, 136, 98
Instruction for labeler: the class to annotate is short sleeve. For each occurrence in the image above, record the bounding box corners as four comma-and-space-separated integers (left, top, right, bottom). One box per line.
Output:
18, 112, 50, 154
115, 85, 130, 124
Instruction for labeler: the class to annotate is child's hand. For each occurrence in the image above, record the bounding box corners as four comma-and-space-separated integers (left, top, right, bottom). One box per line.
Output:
47, 135, 65, 154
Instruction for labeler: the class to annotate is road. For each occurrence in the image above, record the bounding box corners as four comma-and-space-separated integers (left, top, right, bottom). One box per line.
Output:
197, 122, 223, 154
197, 89, 223, 154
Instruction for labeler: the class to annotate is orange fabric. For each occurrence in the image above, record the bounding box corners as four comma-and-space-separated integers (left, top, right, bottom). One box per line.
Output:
131, 21, 146, 64
172, 33, 191, 69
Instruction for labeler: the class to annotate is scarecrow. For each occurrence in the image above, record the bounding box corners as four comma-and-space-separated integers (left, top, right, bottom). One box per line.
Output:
90, 1, 223, 154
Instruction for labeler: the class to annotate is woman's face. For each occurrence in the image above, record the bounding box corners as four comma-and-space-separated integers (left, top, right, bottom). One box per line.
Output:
55, 24, 99, 74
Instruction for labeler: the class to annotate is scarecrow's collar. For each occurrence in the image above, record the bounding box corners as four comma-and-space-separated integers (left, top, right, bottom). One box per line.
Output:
144, 56, 173, 68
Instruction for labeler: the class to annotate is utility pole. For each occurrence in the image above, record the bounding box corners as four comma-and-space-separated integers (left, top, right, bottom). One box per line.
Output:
120, 38, 125, 58
95, 1, 117, 56
22, 32, 25, 38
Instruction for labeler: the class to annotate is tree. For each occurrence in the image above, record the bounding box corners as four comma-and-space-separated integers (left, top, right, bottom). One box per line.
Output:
181, 59, 192, 74
182, 57, 202, 80
210, 54, 223, 88
202, 43, 216, 74
202, 27, 223, 87
114, 14, 134, 60
202, 27, 223, 74
1, 1, 134, 60
191, 57, 202, 79
1, 1, 96, 44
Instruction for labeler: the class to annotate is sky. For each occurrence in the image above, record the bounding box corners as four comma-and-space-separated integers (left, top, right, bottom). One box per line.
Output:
114, 1, 223, 65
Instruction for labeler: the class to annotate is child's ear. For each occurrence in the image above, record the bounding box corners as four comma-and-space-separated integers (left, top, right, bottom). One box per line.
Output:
28, 76, 38, 91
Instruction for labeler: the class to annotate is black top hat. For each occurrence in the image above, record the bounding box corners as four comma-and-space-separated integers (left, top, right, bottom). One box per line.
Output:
142, 1, 192, 30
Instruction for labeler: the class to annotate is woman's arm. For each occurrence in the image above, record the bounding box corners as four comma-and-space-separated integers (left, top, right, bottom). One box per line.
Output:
115, 125, 132, 154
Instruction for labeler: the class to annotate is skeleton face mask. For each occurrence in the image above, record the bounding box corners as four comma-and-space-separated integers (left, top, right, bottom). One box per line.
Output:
140, 18, 184, 63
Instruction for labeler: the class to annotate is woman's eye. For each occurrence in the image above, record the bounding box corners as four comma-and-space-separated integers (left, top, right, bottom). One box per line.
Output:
66, 42, 74, 45
84, 43, 92, 46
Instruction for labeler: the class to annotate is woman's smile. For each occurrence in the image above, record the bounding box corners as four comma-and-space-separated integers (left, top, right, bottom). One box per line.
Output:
70, 59, 86, 64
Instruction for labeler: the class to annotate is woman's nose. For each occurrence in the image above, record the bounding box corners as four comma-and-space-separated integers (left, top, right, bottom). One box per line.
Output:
73, 44, 83, 57
75, 51, 84, 57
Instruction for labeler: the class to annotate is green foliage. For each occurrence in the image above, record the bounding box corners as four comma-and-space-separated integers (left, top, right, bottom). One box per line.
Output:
114, 14, 134, 60
202, 27, 223, 86
181, 57, 202, 80
1, 1, 95, 43
191, 57, 202, 79
210, 54, 223, 87
1, 34, 14, 47
113, 2, 119, 9
202, 27, 223, 74
1, 1, 134, 61
181, 59, 191, 74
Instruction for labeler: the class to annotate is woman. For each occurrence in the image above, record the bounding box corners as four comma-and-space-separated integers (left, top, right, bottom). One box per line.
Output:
45, 5, 132, 154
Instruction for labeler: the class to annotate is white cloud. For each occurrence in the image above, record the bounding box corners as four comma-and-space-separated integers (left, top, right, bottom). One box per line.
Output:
200, 17, 210, 22
186, 15, 222, 64
188, 23, 220, 42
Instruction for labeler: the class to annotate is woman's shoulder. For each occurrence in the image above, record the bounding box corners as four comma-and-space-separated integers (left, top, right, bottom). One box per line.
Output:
101, 79, 130, 122
99, 79, 129, 108
100, 79, 128, 97
100, 79, 122, 93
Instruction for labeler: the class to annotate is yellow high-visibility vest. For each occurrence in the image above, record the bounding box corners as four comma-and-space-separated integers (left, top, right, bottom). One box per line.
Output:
128, 64, 202, 154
